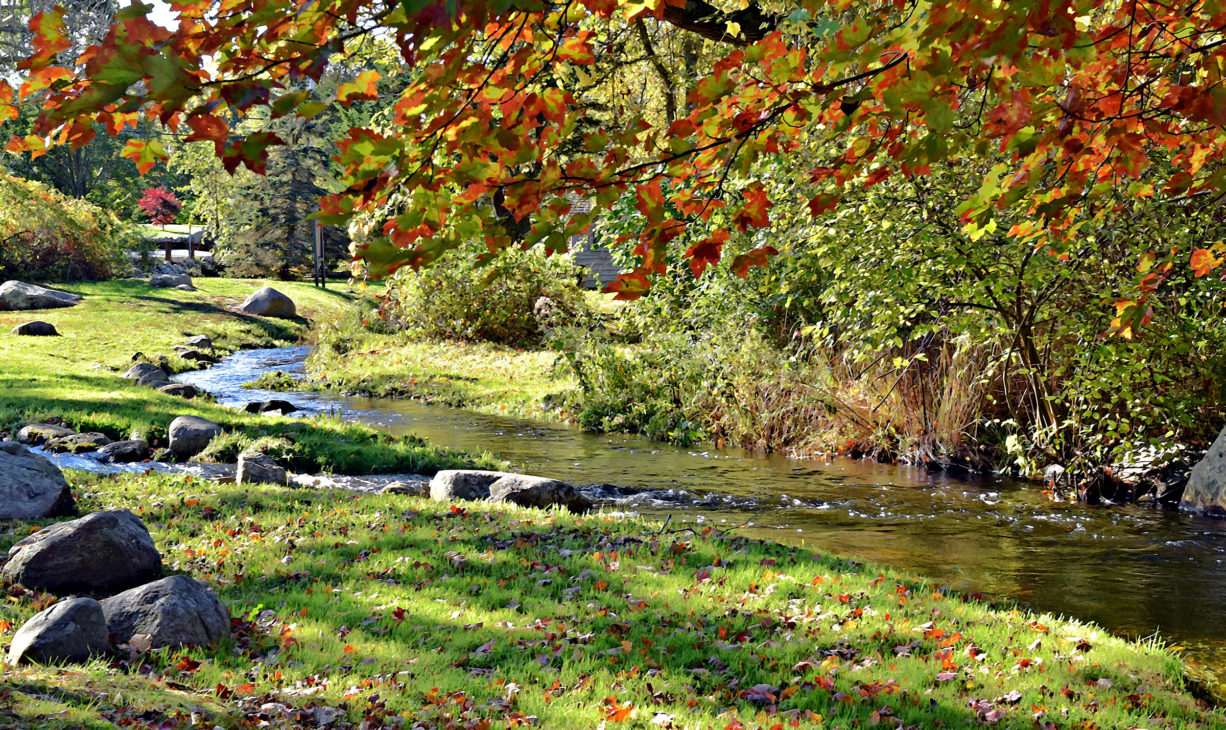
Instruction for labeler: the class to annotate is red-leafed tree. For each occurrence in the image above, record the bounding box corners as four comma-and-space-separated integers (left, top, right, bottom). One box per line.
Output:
137, 186, 180, 227
7, 0, 1226, 328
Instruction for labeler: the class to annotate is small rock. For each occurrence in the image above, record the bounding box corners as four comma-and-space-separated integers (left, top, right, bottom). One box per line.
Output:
44, 432, 112, 454
158, 383, 199, 399
3, 509, 162, 594
430, 470, 512, 502
488, 474, 592, 513
237, 451, 288, 486
0, 442, 76, 520
174, 283, 196, 291
123, 362, 170, 387
7, 598, 108, 665
16, 422, 75, 445
11, 320, 58, 336
243, 399, 299, 415
168, 415, 222, 458
236, 287, 296, 318
185, 334, 212, 349
380, 481, 427, 497
101, 575, 230, 649
179, 349, 217, 364
0, 281, 83, 310
99, 439, 152, 463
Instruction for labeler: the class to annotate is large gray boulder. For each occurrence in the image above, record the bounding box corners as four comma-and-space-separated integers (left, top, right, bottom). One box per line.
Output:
16, 422, 74, 445
168, 415, 222, 457
429, 470, 512, 502
7, 598, 109, 665
149, 262, 192, 288
1181, 428, 1226, 516
98, 439, 152, 463
2, 509, 162, 594
101, 575, 230, 649
488, 474, 593, 513
0, 281, 82, 310
11, 320, 58, 336
0, 442, 76, 520
237, 287, 296, 318
123, 362, 170, 387
237, 451, 287, 486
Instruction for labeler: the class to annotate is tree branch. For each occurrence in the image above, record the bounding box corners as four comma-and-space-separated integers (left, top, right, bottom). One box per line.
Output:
659, 0, 780, 47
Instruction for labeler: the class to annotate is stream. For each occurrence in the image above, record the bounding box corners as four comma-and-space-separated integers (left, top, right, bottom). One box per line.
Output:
172, 346, 1226, 681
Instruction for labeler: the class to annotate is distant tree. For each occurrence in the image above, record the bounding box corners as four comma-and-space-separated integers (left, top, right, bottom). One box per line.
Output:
138, 186, 181, 227
220, 124, 348, 279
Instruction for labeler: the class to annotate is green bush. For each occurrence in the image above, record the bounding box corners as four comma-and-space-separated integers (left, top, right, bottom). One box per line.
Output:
378, 243, 591, 344
0, 174, 137, 281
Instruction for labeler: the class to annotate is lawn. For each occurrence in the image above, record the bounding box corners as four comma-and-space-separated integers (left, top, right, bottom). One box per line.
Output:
0, 278, 489, 475
0, 470, 1219, 728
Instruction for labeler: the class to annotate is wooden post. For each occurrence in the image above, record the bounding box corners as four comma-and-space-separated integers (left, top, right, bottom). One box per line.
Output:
313, 220, 324, 287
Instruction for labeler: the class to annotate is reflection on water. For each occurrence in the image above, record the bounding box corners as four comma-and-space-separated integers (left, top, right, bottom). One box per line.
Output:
176, 347, 1226, 677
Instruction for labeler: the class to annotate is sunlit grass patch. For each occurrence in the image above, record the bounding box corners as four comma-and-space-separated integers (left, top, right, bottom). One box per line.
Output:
0, 278, 486, 475
0, 471, 1218, 728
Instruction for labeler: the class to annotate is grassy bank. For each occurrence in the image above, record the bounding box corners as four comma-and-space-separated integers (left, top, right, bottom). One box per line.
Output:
0, 278, 489, 474
0, 471, 1219, 728
250, 297, 579, 421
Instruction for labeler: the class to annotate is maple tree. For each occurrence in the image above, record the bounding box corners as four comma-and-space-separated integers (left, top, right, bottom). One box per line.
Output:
137, 185, 180, 226
7, 0, 1226, 320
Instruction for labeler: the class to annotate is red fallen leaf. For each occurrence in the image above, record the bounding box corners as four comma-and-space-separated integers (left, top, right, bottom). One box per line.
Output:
391, 607, 407, 622
343, 644, 356, 653
176, 657, 201, 672
234, 683, 255, 694
604, 697, 634, 722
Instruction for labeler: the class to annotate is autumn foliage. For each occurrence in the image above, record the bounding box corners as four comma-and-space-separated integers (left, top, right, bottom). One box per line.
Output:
137, 186, 181, 226
8, 0, 1226, 320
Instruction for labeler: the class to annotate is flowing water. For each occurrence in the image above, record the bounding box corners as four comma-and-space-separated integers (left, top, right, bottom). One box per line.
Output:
175, 346, 1226, 681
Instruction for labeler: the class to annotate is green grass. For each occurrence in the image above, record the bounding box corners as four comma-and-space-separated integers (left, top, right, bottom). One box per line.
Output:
0, 278, 492, 475
252, 294, 583, 421
0, 471, 1220, 728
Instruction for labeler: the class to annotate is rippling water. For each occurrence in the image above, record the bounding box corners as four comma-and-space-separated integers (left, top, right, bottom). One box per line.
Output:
175, 346, 1226, 681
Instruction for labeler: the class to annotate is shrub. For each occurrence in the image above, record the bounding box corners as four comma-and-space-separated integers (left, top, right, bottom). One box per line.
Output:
0, 174, 137, 281
378, 243, 591, 344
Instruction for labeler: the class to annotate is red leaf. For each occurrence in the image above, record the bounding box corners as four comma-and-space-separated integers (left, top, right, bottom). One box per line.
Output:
733, 183, 771, 232
730, 246, 778, 278
808, 193, 839, 217
1191, 247, 1223, 278
685, 229, 729, 277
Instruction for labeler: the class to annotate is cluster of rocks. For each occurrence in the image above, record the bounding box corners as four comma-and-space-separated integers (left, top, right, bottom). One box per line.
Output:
148, 261, 196, 290
2, 280, 84, 336
427, 469, 592, 513
0, 445, 228, 664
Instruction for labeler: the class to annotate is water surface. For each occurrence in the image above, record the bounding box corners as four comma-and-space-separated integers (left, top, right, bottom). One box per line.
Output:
177, 346, 1226, 679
